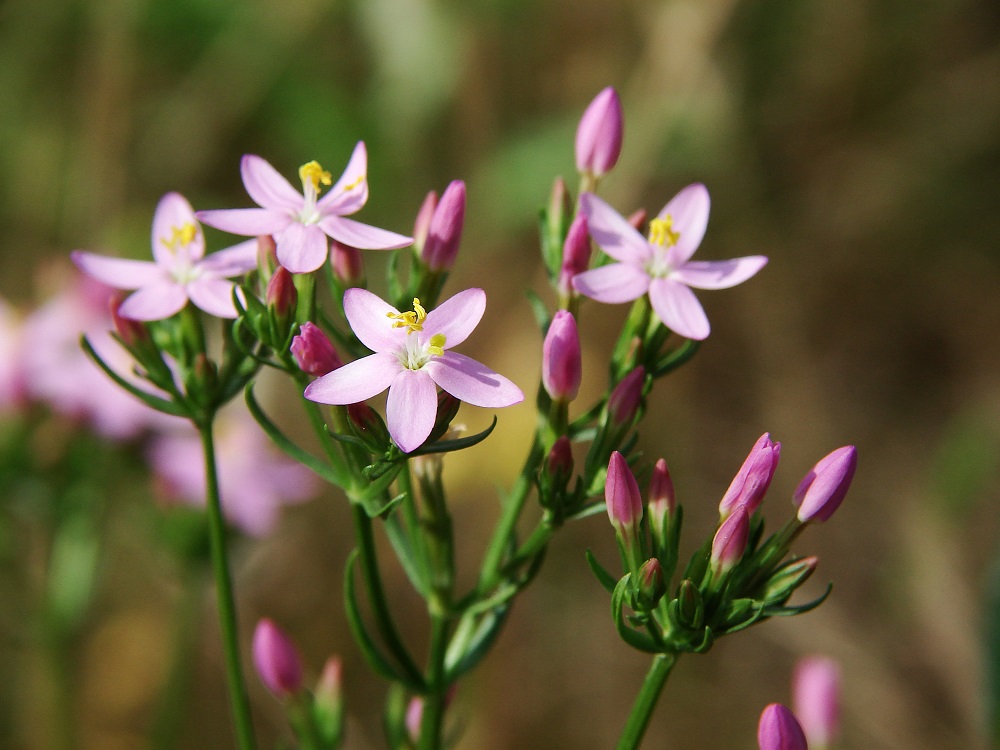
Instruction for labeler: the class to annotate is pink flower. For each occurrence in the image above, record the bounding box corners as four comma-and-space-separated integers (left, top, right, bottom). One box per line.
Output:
72, 193, 258, 321
710, 505, 749, 575
149, 409, 316, 536
573, 186, 768, 340
304, 289, 523, 453
718, 433, 781, 520
420, 180, 466, 272
758, 703, 808, 750
575, 87, 624, 178
196, 144, 412, 274
794, 445, 857, 524
605, 451, 643, 543
542, 310, 582, 402
252, 619, 303, 698
793, 655, 840, 748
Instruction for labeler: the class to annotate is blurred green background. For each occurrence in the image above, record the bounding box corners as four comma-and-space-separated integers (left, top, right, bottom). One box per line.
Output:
2, 0, 999, 747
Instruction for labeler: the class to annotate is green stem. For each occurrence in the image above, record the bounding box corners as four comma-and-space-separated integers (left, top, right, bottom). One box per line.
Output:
199, 421, 257, 750
417, 615, 451, 750
616, 653, 677, 750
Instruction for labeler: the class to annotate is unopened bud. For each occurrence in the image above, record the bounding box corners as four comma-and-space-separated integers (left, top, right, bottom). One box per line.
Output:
761, 556, 818, 603
347, 402, 391, 452
647, 458, 676, 545
794, 445, 857, 524
110, 292, 149, 346
266, 267, 297, 318
606, 451, 643, 546
426, 391, 461, 444
575, 87, 624, 178
635, 558, 666, 610
412, 190, 438, 255
757, 703, 808, 750
257, 235, 278, 280
710, 505, 749, 576
607, 367, 645, 427
421, 180, 466, 272
719, 433, 781, 520
542, 310, 582, 402
793, 655, 841, 748
290, 322, 342, 376
331, 241, 365, 287
546, 435, 574, 482
548, 177, 572, 234
627, 209, 647, 232
252, 618, 302, 698
557, 215, 592, 298
313, 656, 344, 744
676, 578, 704, 629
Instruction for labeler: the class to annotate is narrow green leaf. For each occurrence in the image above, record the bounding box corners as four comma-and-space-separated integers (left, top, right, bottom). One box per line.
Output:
762, 583, 833, 617
585, 548, 618, 593
408, 416, 498, 456
80, 337, 189, 417
612, 576, 661, 653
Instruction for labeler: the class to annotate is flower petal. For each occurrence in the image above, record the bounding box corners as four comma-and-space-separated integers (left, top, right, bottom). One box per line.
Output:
319, 216, 412, 250
647, 277, 710, 340
671, 256, 768, 290
276, 223, 329, 274
117, 281, 189, 321
186, 278, 241, 318
386, 368, 437, 453
658, 183, 710, 266
423, 352, 524, 408
196, 239, 260, 277
241, 154, 304, 212
572, 264, 650, 304
303, 352, 401, 404
579, 192, 651, 264
420, 288, 485, 349
71, 251, 164, 289
318, 141, 369, 215
152, 192, 204, 264
196, 208, 292, 237
343, 288, 407, 353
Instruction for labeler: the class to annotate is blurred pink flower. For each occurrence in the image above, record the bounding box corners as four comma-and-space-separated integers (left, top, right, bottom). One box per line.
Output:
72, 193, 258, 321
149, 409, 317, 536
793, 655, 841, 747
197, 145, 411, 274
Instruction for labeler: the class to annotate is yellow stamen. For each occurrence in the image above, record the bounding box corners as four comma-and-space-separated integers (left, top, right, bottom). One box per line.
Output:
648, 216, 680, 247
299, 160, 333, 193
161, 223, 198, 249
386, 297, 428, 333
427, 333, 446, 357
342, 174, 366, 192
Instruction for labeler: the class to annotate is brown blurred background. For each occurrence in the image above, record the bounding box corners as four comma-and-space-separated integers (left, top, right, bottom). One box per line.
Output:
2, 0, 999, 747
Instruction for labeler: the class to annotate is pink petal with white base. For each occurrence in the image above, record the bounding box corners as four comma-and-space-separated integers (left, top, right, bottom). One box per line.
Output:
671, 256, 768, 290
573, 263, 650, 304
71, 252, 163, 289
658, 184, 710, 266
118, 281, 189, 321
187, 278, 241, 318
386, 369, 438, 452
152, 193, 204, 265
648, 277, 711, 340
304, 352, 401, 404
241, 154, 304, 212
580, 193, 650, 264
319, 216, 412, 251
196, 207, 293, 237
277, 222, 329, 274
318, 142, 369, 215
197, 240, 260, 276
424, 352, 524, 408
420, 288, 485, 349
343, 288, 406, 352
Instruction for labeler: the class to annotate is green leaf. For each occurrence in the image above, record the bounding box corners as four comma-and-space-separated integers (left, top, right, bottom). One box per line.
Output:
80, 337, 189, 417
445, 606, 510, 681
762, 583, 833, 617
585, 548, 618, 593
612, 576, 662, 653
408, 416, 498, 457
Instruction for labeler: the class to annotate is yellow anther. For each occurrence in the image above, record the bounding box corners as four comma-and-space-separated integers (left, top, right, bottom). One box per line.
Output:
299, 160, 333, 193
649, 216, 680, 247
386, 298, 428, 333
427, 333, 446, 357
342, 174, 366, 192
161, 223, 198, 249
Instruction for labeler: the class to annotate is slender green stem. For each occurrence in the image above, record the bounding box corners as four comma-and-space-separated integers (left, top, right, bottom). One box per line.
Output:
616, 653, 677, 750
199, 421, 257, 750
417, 616, 451, 750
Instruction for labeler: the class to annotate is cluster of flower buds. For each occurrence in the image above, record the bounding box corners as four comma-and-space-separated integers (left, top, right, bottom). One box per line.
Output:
252, 619, 344, 749
595, 437, 857, 656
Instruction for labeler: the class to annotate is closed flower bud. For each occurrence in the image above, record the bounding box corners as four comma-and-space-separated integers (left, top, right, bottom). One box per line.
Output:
676, 578, 704, 629
719, 433, 781, 520
412, 190, 437, 255
557, 215, 592, 298
635, 558, 666, 610
252, 618, 303, 698
331, 241, 365, 287
575, 87, 624, 178
761, 556, 818, 603
548, 177, 572, 232
794, 445, 857, 523
110, 292, 149, 346
266, 267, 297, 318
757, 703, 808, 750
647, 458, 676, 536
546, 435, 574, 482
347, 402, 391, 452
793, 655, 840, 748
314, 656, 344, 744
257, 234, 278, 279
421, 180, 466, 272
607, 366, 645, 427
426, 391, 461, 444
606, 451, 643, 545
542, 310, 582, 402
627, 208, 648, 232
711, 505, 749, 575
291, 322, 342, 377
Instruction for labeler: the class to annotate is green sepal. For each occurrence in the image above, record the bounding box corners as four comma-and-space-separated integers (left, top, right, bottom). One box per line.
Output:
612, 575, 662, 653
762, 582, 833, 617
445, 605, 510, 682
80, 336, 189, 417
585, 548, 618, 594
343, 550, 425, 692
715, 598, 765, 635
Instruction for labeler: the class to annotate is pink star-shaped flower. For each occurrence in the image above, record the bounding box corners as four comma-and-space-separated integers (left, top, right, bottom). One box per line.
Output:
572, 184, 768, 340
196, 143, 412, 274
304, 288, 523, 453
71, 192, 258, 321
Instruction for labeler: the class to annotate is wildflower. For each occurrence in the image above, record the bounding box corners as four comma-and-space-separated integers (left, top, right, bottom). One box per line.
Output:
794, 445, 858, 523
304, 288, 523, 453
575, 87, 624, 178
72, 193, 258, 320
573, 186, 767, 340
196, 144, 411, 274
793, 655, 841, 748
718, 433, 781, 519
757, 703, 808, 750
606, 451, 643, 545
252, 619, 303, 698
542, 310, 582, 402
291, 322, 343, 377
420, 180, 466, 272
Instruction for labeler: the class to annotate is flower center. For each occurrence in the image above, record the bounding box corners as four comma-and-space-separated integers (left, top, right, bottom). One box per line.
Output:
161, 223, 198, 250
160, 223, 201, 282
389, 299, 447, 369
648, 216, 680, 247
386, 297, 428, 333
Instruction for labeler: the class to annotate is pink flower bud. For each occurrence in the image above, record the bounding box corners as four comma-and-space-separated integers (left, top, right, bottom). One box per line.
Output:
558, 215, 592, 297
412, 190, 437, 255
257, 235, 278, 276
266, 267, 297, 317
548, 177, 572, 231
575, 87, 624, 177
635, 558, 666, 609
291, 322, 342, 376
627, 208, 648, 232
606, 451, 643, 542
547, 434, 574, 477
647, 458, 675, 544
719, 433, 781, 520
406, 696, 424, 743
331, 241, 365, 287
607, 367, 645, 426
757, 703, 808, 750
421, 180, 466, 271
313, 656, 344, 740
793, 655, 840, 747
252, 618, 302, 698
794, 445, 857, 523
109, 292, 149, 346
542, 310, 582, 402
711, 505, 748, 575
